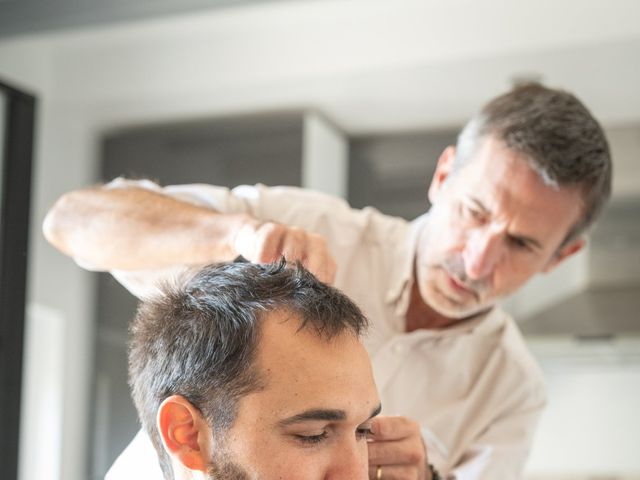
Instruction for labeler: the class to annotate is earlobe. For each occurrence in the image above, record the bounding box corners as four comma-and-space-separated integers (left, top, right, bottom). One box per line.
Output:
157, 395, 211, 472
428, 146, 457, 203
542, 237, 586, 273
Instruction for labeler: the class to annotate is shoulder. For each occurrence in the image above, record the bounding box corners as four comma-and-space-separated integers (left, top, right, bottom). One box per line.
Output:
244, 185, 410, 244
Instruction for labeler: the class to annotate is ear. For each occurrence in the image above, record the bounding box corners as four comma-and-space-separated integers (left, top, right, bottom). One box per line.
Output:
428, 146, 457, 203
157, 395, 211, 473
542, 237, 586, 273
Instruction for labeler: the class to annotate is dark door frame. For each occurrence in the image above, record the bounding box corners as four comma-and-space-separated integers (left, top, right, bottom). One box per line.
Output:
0, 78, 36, 480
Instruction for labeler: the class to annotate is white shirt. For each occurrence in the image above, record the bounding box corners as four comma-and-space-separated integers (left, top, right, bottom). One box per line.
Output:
103, 180, 547, 479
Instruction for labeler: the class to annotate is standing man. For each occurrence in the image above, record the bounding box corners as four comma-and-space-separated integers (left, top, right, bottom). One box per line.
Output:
45, 83, 612, 478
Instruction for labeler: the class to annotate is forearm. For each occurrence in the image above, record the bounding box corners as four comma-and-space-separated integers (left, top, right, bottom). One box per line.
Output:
43, 186, 252, 271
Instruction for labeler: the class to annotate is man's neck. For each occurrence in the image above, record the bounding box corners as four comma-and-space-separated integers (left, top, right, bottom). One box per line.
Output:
405, 281, 459, 332
404, 280, 494, 332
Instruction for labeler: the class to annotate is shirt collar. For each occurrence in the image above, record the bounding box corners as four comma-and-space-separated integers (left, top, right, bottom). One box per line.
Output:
385, 213, 429, 318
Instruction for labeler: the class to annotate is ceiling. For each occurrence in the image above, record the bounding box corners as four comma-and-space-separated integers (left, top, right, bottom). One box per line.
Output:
1, 0, 639, 134
0, 0, 273, 39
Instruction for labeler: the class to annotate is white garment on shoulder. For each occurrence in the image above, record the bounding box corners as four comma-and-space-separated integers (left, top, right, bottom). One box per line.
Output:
105, 430, 162, 480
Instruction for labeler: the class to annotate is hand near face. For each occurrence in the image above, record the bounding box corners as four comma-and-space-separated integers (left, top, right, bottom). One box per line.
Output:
367, 416, 431, 480
233, 219, 337, 284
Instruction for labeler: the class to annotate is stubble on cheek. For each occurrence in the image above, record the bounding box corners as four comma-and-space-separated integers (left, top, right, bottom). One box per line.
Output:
207, 460, 252, 480
206, 437, 253, 480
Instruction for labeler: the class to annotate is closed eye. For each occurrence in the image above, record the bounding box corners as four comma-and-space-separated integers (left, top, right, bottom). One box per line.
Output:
508, 235, 530, 250
461, 200, 488, 223
356, 427, 373, 440
295, 431, 328, 445
469, 209, 484, 221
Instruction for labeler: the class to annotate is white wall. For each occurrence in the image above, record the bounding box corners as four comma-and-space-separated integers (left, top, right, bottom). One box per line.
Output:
303, 112, 348, 198
19, 305, 65, 480
525, 338, 640, 478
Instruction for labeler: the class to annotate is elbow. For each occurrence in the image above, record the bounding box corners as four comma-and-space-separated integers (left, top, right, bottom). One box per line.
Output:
42, 208, 57, 246
42, 191, 83, 254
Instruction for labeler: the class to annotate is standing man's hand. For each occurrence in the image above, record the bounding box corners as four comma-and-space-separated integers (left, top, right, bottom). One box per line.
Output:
233, 218, 337, 284
367, 416, 431, 480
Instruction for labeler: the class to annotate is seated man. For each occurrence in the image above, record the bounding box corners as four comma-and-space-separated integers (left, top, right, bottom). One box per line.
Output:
125, 260, 382, 480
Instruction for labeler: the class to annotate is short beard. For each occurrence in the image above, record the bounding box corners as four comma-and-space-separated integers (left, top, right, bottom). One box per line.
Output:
205, 432, 252, 480
207, 460, 251, 480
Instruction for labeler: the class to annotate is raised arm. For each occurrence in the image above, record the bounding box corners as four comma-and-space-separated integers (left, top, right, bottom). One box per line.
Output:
42, 185, 246, 270
43, 183, 336, 283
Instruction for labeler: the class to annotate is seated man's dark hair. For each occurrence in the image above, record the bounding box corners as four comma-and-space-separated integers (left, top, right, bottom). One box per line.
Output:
128, 259, 368, 479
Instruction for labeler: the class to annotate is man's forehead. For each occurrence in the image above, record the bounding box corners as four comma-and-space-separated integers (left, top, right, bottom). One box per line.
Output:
451, 143, 584, 243
256, 310, 367, 381
250, 309, 379, 413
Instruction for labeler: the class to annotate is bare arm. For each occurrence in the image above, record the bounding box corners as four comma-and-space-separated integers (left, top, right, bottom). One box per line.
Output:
43, 184, 336, 282
42, 185, 248, 271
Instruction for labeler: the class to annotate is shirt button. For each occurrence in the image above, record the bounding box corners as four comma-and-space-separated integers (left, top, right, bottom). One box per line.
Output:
392, 343, 406, 354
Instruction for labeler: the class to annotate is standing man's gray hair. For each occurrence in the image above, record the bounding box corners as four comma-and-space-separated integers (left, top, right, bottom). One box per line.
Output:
454, 83, 612, 244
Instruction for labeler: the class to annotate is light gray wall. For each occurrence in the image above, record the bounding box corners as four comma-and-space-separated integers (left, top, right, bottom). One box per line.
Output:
349, 130, 457, 220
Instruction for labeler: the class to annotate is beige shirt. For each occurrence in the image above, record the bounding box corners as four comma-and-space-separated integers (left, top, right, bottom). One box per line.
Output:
104, 180, 547, 479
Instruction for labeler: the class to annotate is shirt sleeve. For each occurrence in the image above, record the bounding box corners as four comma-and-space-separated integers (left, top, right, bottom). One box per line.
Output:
106, 179, 384, 299
108, 178, 361, 235
100, 179, 263, 298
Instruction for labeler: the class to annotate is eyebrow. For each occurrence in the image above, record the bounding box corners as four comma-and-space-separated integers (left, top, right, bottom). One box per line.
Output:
468, 197, 489, 213
467, 196, 543, 250
278, 403, 382, 427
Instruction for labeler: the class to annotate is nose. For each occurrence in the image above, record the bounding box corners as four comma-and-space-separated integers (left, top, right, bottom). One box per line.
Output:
326, 439, 369, 480
463, 229, 503, 280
